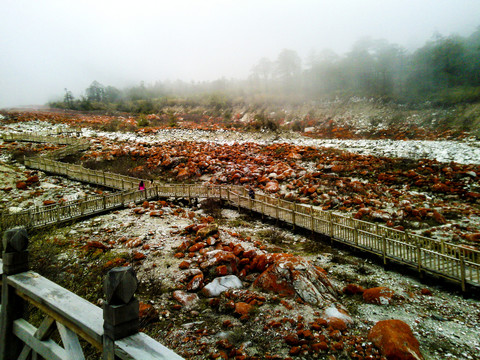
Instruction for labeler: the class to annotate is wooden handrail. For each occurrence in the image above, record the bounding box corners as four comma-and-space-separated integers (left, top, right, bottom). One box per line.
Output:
1, 256, 183, 359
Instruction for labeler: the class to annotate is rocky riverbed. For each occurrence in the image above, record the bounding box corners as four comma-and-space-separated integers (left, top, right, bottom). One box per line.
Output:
1, 113, 480, 359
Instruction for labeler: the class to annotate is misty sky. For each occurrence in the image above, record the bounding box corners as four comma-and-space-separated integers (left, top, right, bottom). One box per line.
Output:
1, 0, 480, 108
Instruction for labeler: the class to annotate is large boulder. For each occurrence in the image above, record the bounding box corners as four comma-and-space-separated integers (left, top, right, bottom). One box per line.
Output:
368, 320, 424, 360
253, 253, 337, 306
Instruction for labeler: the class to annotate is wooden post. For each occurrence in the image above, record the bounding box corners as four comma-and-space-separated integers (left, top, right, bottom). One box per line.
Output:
310, 206, 314, 233
261, 198, 265, 220
460, 254, 466, 293
103, 266, 139, 360
28, 209, 34, 227
103, 195, 107, 210
0, 228, 29, 359
276, 198, 280, 223
382, 233, 387, 266
416, 238, 422, 277
353, 220, 358, 246
292, 203, 296, 230
329, 212, 334, 240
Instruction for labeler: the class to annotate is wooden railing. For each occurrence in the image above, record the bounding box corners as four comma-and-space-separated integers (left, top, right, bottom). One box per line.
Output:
2, 133, 480, 291
0, 229, 183, 360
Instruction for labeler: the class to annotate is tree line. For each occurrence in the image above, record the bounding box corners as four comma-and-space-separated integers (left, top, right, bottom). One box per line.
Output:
51, 26, 480, 113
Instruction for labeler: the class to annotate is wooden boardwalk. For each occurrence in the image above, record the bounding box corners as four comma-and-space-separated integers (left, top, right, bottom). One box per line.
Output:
2, 133, 480, 291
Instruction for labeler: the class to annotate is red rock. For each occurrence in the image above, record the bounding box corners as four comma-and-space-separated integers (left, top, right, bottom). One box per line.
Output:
16, 181, 27, 190
173, 290, 199, 308
363, 287, 395, 305
234, 302, 252, 317
142, 201, 150, 209
354, 207, 371, 220
464, 233, 480, 242
286, 347, 301, 356
332, 341, 344, 351
177, 168, 189, 178
298, 329, 314, 340
206, 237, 217, 246
311, 342, 329, 352
253, 253, 337, 306
368, 320, 424, 360
233, 245, 244, 257
43, 199, 56, 206
331, 165, 344, 173
174, 252, 185, 259
216, 265, 229, 276
243, 250, 257, 259
284, 334, 300, 346
189, 242, 206, 253
84, 241, 109, 251
132, 251, 146, 261
420, 288, 432, 296
327, 317, 347, 331
343, 283, 365, 295
125, 238, 142, 248
138, 302, 158, 323
187, 273, 204, 291
432, 210, 446, 224
265, 181, 280, 193
149, 210, 163, 217
179, 261, 190, 269
238, 258, 250, 268
103, 257, 126, 270
26, 175, 39, 184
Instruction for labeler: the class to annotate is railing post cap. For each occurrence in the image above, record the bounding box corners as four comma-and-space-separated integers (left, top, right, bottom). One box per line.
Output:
3, 227, 28, 253
104, 266, 138, 305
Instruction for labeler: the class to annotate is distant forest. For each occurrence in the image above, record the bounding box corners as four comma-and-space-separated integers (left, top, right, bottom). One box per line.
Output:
51, 26, 480, 113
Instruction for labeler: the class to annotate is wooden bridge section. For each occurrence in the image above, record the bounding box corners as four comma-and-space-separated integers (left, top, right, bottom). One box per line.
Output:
2, 133, 480, 293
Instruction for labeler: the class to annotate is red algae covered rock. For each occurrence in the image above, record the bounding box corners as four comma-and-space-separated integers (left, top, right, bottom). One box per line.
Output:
253, 253, 337, 306
173, 290, 199, 308
343, 283, 365, 295
368, 319, 424, 360
363, 286, 395, 305
265, 181, 280, 193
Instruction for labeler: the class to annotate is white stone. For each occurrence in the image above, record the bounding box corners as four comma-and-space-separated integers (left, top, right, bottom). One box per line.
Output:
201, 275, 243, 297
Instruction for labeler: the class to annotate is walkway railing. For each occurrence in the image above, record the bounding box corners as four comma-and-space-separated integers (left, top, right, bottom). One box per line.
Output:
2, 133, 480, 291
0, 228, 183, 360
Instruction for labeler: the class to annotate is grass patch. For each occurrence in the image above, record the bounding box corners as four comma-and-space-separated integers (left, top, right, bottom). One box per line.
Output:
199, 198, 224, 219
257, 228, 292, 245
